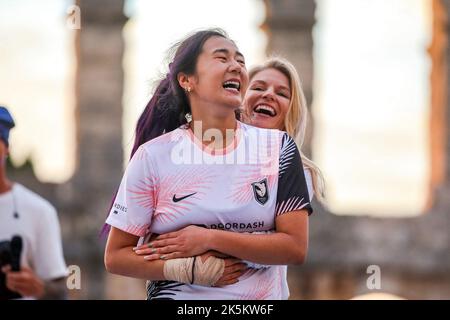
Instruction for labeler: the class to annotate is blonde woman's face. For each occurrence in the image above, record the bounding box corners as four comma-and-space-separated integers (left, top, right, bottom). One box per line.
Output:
243, 68, 291, 130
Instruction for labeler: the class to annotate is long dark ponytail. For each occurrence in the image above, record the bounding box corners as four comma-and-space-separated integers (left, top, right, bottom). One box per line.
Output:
101, 29, 230, 238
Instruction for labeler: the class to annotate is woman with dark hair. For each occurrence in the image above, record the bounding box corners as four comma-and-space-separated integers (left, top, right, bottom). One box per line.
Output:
104, 29, 313, 299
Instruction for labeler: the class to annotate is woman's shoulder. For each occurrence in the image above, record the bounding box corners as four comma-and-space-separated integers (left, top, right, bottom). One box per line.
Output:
138, 128, 185, 153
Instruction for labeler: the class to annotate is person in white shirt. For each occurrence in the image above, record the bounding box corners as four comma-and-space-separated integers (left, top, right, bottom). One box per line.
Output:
0, 106, 68, 300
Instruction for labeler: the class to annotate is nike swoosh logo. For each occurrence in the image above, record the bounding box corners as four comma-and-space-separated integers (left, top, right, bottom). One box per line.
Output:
172, 192, 197, 203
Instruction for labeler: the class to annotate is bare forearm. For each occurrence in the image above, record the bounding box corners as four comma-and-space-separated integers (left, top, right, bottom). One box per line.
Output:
105, 246, 165, 280
207, 230, 306, 265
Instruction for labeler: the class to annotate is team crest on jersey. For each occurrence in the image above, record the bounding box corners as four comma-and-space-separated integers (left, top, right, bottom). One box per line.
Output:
251, 178, 269, 205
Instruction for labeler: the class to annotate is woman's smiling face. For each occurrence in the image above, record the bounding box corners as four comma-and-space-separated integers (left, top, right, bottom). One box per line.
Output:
243, 68, 291, 130
187, 36, 249, 111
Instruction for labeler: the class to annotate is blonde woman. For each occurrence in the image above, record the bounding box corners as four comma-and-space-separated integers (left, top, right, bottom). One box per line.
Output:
242, 57, 325, 202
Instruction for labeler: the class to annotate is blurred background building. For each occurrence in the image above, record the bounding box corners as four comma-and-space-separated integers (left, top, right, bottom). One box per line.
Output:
1, 0, 449, 299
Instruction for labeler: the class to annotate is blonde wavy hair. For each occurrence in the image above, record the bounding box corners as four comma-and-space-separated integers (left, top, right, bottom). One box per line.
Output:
245, 57, 325, 203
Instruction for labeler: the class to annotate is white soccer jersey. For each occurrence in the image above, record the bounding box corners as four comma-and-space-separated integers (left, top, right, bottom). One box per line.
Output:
106, 121, 313, 300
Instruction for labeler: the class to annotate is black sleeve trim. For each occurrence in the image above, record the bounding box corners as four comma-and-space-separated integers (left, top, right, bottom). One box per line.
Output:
276, 133, 313, 216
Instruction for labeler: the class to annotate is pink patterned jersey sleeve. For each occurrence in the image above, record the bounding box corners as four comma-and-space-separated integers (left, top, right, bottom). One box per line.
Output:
105, 146, 157, 237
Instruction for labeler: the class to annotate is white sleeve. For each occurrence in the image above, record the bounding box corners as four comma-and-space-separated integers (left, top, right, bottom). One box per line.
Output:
106, 146, 156, 237
34, 205, 68, 281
